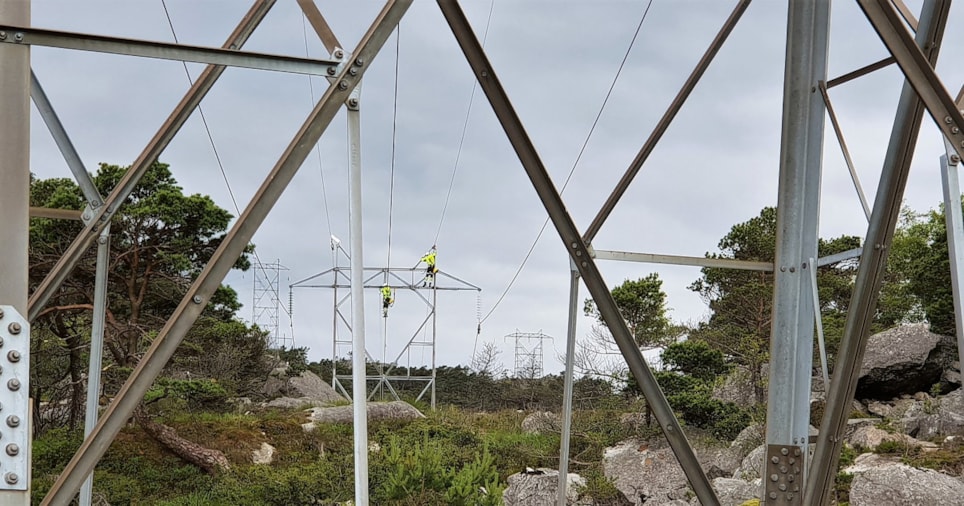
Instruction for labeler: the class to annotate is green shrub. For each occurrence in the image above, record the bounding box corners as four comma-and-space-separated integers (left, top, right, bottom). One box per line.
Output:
32, 427, 83, 473
667, 391, 751, 440
445, 447, 505, 506
834, 472, 854, 504
652, 371, 706, 397
875, 439, 916, 455
378, 436, 449, 501
146, 378, 230, 412
839, 445, 858, 467
576, 468, 626, 504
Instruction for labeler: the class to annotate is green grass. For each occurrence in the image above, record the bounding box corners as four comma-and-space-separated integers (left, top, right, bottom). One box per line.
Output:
29, 404, 705, 505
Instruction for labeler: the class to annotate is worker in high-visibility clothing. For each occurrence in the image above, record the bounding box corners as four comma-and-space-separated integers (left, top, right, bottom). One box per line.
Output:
419, 246, 438, 287
380, 284, 394, 317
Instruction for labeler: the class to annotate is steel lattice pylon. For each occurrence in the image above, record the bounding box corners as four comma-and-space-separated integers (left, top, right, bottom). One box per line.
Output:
252, 259, 290, 349
504, 330, 552, 379
290, 239, 480, 410
6, 1, 964, 505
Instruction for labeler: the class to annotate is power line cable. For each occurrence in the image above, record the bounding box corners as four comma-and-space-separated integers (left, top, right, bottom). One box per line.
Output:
301, 12, 334, 241
434, 0, 496, 246
478, 0, 654, 326
160, 1, 293, 320
387, 26, 400, 270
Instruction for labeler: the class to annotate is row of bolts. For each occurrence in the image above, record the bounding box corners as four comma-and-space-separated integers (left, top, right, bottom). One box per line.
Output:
0, 308, 25, 485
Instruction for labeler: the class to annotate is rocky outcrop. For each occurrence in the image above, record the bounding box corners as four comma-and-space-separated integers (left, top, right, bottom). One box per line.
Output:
865, 389, 964, 440
734, 444, 765, 481
866, 397, 920, 420
263, 370, 344, 404
899, 388, 964, 439
603, 441, 726, 505
857, 324, 956, 400
704, 477, 760, 506
847, 425, 923, 450
705, 424, 764, 478
713, 365, 768, 406
502, 468, 589, 505
847, 455, 964, 505
265, 397, 330, 409
302, 401, 424, 431
251, 442, 275, 465
522, 411, 560, 434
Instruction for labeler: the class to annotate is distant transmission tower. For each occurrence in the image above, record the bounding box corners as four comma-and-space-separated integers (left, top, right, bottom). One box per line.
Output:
252, 259, 290, 349
505, 330, 552, 378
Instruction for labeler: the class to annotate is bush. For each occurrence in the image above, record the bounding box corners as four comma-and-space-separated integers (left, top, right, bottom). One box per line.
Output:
378, 436, 449, 501
145, 378, 230, 412
661, 340, 729, 382
372, 435, 507, 505
667, 391, 751, 440
445, 448, 505, 506
32, 427, 83, 473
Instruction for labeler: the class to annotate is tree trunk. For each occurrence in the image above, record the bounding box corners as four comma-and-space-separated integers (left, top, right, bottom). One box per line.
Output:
67, 331, 84, 431
133, 407, 230, 475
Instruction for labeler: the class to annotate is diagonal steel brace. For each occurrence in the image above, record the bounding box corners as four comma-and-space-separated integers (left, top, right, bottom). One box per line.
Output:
27, 0, 276, 323
39, 1, 411, 504
436, 1, 720, 504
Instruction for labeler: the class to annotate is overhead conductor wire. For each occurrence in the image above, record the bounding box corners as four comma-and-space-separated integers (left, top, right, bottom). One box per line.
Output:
301, 12, 334, 242
387, 26, 400, 271
474, 0, 655, 355
434, 0, 496, 246
160, 1, 295, 332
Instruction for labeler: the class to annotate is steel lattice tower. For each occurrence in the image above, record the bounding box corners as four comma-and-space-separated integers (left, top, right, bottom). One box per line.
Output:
505, 330, 552, 379
252, 260, 289, 349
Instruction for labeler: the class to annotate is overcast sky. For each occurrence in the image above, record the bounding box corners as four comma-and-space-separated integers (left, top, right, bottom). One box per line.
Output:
21, 0, 964, 376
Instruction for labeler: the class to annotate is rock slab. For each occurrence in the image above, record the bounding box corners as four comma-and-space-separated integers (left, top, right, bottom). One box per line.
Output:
502, 468, 588, 506
251, 442, 275, 465
849, 460, 964, 506
263, 370, 344, 403
302, 400, 424, 431
603, 442, 695, 505
857, 324, 955, 400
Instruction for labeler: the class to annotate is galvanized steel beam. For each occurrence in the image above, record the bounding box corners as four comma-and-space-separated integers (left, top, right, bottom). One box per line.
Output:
0, 0, 31, 503
0, 23, 336, 75
557, 266, 580, 505
594, 249, 775, 271
30, 70, 103, 207
859, 0, 963, 161
39, 1, 410, 503
28, 206, 83, 221
584, 0, 751, 243
27, 0, 276, 323
940, 153, 964, 401
827, 56, 895, 88
805, 1, 949, 503
436, 1, 720, 504
297, 0, 342, 54
764, 2, 830, 503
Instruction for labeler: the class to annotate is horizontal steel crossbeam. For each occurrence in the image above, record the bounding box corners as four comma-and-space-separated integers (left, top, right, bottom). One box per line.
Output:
0, 24, 339, 75
592, 247, 862, 271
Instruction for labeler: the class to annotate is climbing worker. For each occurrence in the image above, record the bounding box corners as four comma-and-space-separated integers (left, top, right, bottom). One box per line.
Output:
380, 284, 394, 317
419, 246, 438, 287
